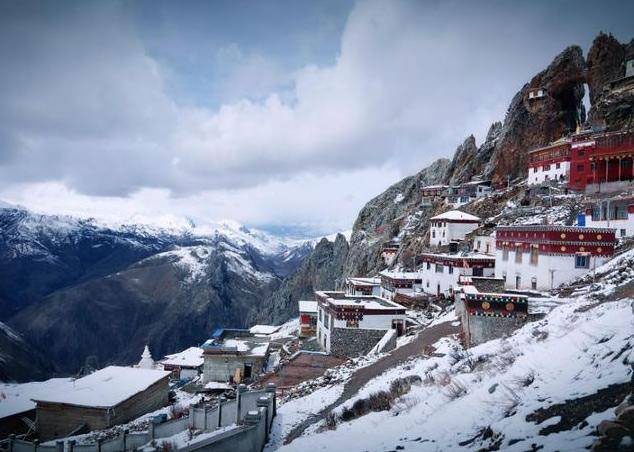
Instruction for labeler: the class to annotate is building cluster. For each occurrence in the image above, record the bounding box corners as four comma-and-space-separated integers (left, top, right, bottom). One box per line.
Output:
420, 180, 492, 208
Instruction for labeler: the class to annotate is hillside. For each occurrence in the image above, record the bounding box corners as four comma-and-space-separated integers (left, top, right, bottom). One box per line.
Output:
0, 205, 313, 379
270, 246, 634, 451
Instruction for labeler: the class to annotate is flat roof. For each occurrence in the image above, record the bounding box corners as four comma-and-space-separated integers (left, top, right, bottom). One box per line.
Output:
430, 210, 480, 222
379, 270, 422, 279
249, 325, 281, 335
202, 337, 270, 357
347, 277, 381, 286
0, 378, 74, 419
496, 224, 615, 233
315, 291, 405, 311
31, 366, 170, 409
419, 252, 495, 261
161, 347, 204, 368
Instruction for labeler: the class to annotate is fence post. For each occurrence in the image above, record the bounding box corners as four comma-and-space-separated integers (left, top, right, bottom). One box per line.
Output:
256, 397, 270, 441
149, 419, 156, 440
217, 396, 224, 428
33, 439, 39, 451
68, 440, 75, 452
236, 384, 246, 424
8, 434, 15, 452
97, 438, 103, 452
122, 429, 128, 451
202, 406, 208, 430
266, 383, 277, 417
189, 405, 195, 428
55, 440, 64, 452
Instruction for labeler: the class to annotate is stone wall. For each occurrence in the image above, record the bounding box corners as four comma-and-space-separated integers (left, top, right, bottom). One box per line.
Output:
465, 315, 527, 347
471, 277, 505, 293
203, 356, 266, 383
329, 327, 387, 357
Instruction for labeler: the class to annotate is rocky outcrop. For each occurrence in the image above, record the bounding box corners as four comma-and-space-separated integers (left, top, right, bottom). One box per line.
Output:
343, 158, 450, 278
587, 33, 634, 130
0, 322, 53, 382
257, 234, 349, 325
444, 122, 502, 186
484, 45, 586, 185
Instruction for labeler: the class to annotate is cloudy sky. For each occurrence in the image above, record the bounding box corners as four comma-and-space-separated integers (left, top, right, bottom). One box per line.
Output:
1, 0, 632, 236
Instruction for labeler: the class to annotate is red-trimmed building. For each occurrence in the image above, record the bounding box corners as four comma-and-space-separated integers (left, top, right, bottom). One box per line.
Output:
418, 252, 495, 297
494, 225, 616, 291
527, 139, 571, 186
314, 291, 406, 356
568, 129, 634, 193
584, 196, 634, 239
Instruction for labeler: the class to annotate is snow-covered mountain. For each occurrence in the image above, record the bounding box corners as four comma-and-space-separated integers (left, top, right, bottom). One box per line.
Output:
0, 203, 315, 379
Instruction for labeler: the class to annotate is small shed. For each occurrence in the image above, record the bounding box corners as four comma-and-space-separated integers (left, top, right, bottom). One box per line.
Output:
160, 347, 204, 380
298, 300, 318, 337
32, 366, 170, 441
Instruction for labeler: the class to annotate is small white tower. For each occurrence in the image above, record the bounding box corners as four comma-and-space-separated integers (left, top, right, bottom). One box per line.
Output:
137, 345, 155, 369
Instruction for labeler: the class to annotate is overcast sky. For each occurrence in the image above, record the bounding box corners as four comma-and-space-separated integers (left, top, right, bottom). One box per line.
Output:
1, 0, 632, 236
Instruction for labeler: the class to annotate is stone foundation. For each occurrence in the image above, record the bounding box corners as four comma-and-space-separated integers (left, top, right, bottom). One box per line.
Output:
329, 327, 388, 357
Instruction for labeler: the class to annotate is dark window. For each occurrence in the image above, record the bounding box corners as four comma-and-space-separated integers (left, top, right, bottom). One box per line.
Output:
577, 164, 584, 171
448, 266, 454, 274
575, 254, 590, 269
556, 163, 561, 169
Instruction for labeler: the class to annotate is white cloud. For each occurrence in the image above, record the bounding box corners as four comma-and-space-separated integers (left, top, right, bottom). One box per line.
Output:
1, 0, 629, 231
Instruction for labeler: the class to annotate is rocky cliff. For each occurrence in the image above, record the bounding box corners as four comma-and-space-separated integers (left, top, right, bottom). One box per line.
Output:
342, 158, 450, 277
586, 32, 634, 130
342, 34, 632, 278
484, 45, 586, 185
258, 234, 349, 325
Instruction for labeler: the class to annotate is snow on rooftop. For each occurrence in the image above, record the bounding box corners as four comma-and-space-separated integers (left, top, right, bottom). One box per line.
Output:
347, 277, 381, 286
298, 300, 318, 313
378, 270, 422, 279
31, 366, 170, 408
249, 325, 281, 335
0, 378, 74, 419
161, 347, 204, 368
430, 210, 480, 222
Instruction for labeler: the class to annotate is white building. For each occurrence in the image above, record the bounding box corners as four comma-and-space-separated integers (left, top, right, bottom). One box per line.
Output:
494, 225, 617, 291
345, 277, 381, 296
315, 291, 406, 356
379, 270, 423, 300
429, 210, 481, 247
527, 138, 571, 186
418, 253, 495, 297
584, 197, 634, 239
446, 181, 492, 208
472, 233, 495, 255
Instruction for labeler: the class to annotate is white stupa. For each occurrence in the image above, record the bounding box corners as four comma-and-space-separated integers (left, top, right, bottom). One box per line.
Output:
137, 345, 156, 369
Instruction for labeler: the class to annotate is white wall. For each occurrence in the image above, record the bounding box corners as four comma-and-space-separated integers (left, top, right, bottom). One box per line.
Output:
585, 213, 634, 239
494, 248, 611, 291
430, 221, 479, 247
420, 263, 494, 297
527, 161, 570, 185
472, 235, 495, 254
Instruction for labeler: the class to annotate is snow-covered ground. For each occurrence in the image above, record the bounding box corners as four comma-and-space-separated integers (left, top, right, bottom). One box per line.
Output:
276, 296, 632, 451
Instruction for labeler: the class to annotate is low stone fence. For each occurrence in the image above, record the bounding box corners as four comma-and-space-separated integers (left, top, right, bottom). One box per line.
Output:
1, 384, 277, 452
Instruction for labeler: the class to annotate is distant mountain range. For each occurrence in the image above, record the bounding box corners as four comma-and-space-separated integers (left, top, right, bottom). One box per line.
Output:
0, 203, 316, 380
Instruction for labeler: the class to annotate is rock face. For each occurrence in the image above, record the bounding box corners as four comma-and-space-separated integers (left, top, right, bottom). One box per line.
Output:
587, 33, 634, 131
484, 45, 586, 185
0, 322, 53, 382
343, 158, 450, 278
257, 234, 349, 325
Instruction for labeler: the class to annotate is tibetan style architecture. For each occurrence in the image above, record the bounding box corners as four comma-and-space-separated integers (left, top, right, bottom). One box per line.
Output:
381, 241, 400, 265
494, 225, 617, 291
379, 270, 423, 300
454, 276, 529, 347
418, 252, 495, 298
160, 347, 204, 380
298, 300, 318, 337
446, 181, 492, 207
429, 210, 481, 247
527, 138, 571, 186
345, 277, 381, 296
33, 366, 170, 441
568, 129, 634, 193
584, 196, 634, 238
202, 329, 270, 384
314, 291, 406, 357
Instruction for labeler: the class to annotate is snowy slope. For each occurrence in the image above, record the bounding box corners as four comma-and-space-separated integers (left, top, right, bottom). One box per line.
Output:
275, 247, 634, 451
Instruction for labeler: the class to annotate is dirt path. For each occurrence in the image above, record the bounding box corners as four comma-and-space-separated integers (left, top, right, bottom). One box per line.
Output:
283, 321, 459, 444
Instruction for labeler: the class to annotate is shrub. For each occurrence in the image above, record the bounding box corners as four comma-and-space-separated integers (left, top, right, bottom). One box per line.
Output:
367, 391, 392, 411
324, 412, 337, 430
444, 380, 467, 400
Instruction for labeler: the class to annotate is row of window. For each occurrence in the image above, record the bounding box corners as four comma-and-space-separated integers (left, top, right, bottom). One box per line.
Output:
532, 162, 562, 172
502, 248, 590, 268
